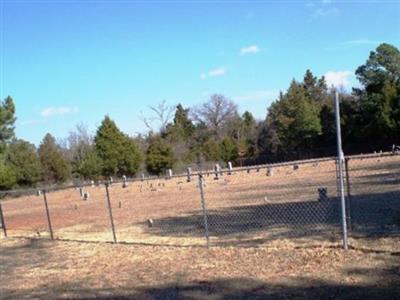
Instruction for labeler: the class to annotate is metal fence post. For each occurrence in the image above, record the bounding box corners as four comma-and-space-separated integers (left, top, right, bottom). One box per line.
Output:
105, 183, 117, 243
334, 91, 348, 250
42, 190, 54, 240
198, 174, 210, 248
0, 203, 7, 237
344, 158, 353, 232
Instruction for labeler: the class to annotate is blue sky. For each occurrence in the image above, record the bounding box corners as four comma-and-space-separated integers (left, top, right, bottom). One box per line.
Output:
1, 0, 399, 145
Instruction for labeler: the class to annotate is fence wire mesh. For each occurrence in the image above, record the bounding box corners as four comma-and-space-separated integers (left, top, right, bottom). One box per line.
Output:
345, 154, 400, 250
199, 160, 341, 246
0, 152, 399, 251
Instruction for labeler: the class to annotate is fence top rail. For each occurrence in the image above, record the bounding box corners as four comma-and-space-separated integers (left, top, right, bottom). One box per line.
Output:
0, 150, 398, 200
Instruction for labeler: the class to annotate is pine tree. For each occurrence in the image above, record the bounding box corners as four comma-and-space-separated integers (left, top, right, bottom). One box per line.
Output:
79, 149, 103, 180
355, 43, 400, 147
6, 139, 41, 186
0, 96, 16, 153
38, 133, 71, 183
145, 135, 175, 175
0, 161, 17, 190
94, 116, 142, 176
219, 136, 238, 163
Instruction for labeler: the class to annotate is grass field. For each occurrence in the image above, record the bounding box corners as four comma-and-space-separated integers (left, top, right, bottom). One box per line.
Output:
1, 154, 399, 299
1, 154, 399, 250
1, 237, 399, 299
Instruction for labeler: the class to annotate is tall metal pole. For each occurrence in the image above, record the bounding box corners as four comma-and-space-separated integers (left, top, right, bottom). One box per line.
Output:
334, 91, 348, 250
42, 190, 54, 240
198, 174, 210, 248
0, 203, 7, 237
105, 183, 117, 243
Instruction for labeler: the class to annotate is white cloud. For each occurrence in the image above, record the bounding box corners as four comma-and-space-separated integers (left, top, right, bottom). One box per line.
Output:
20, 119, 46, 126
240, 45, 260, 55
343, 39, 379, 45
324, 71, 352, 88
313, 7, 339, 17
41, 106, 79, 117
200, 68, 226, 79
234, 89, 280, 102
208, 68, 226, 77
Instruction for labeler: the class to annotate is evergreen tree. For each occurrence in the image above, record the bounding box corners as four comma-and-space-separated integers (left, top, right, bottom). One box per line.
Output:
355, 43, 400, 147
202, 139, 221, 162
0, 160, 17, 190
38, 133, 71, 183
94, 116, 142, 176
79, 149, 103, 180
6, 139, 41, 186
269, 80, 322, 152
145, 135, 175, 175
219, 136, 238, 163
0, 96, 16, 153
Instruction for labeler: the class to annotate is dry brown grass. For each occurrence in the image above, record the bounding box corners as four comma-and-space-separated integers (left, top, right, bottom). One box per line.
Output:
1, 155, 399, 250
1, 237, 399, 299
0, 155, 399, 299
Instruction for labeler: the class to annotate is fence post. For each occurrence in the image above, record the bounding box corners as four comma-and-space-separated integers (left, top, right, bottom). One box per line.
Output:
344, 158, 353, 232
105, 183, 117, 243
334, 91, 348, 250
198, 174, 210, 248
42, 190, 54, 240
0, 203, 7, 237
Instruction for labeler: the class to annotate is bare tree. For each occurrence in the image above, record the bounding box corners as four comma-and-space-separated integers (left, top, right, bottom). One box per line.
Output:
192, 94, 238, 138
64, 123, 93, 164
140, 100, 175, 133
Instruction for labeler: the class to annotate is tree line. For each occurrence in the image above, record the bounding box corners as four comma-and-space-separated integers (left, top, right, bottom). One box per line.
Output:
0, 43, 399, 190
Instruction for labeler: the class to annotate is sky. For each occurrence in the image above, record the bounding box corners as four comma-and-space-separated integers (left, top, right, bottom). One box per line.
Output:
1, 0, 399, 145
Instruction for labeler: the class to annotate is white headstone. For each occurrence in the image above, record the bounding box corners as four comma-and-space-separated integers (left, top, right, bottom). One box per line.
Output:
214, 164, 221, 180
167, 169, 173, 179
186, 167, 192, 182
227, 162, 233, 175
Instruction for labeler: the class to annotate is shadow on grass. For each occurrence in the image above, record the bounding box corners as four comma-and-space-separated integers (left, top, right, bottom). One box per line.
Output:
2, 276, 400, 300
145, 190, 399, 245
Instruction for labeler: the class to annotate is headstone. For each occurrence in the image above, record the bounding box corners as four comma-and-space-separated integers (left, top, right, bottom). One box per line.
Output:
36, 190, 42, 197
247, 169, 250, 174
214, 164, 221, 180
91, 180, 95, 188
147, 219, 154, 227
227, 162, 233, 175
186, 167, 192, 182
79, 187, 83, 198
141, 173, 145, 181
318, 188, 329, 202
83, 192, 90, 201
166, 169, 173, 179
293, 165, 299, 171
109, 177, 113, 186
122, 175, 128, 188
267, 167, 273, 177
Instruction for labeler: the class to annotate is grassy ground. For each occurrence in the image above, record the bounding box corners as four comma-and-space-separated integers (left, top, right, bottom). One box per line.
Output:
1, 237, 399, 299
1, 155, 399, 251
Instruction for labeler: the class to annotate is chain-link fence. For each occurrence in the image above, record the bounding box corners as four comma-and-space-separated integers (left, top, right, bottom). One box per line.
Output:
344, 153, 400, 251
0, 152, 399, 251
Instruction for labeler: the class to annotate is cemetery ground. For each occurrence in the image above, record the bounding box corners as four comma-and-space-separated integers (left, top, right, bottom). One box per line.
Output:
0, 154, 399, 298
1, 236, 399, 299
